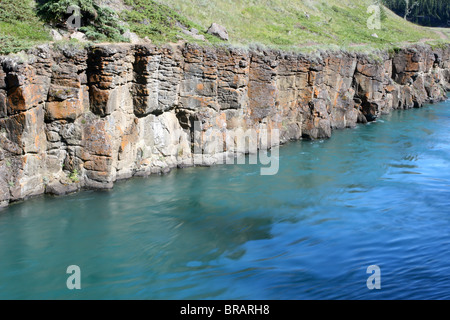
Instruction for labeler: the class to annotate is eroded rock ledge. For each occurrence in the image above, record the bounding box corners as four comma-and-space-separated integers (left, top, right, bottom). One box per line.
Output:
1, 43, 449, 207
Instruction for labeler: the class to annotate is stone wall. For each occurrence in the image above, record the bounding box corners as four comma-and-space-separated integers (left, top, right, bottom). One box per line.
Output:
1, 43, 449, 207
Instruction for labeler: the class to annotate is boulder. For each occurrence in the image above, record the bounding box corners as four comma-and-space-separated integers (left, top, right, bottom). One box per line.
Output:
207, 23, 229, 41
50, 29, 63, 42
123, 30, 141, 44
193, 34, 206, 41
70, 32, 87, 42
46, 179, 79, 196
182, 29, 206, 41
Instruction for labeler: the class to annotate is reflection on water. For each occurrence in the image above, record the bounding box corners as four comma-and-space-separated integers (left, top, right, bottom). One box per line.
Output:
1, 99, 450, 299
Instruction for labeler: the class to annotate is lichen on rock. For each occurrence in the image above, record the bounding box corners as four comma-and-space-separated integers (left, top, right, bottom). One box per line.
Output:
0, 43, 449, 206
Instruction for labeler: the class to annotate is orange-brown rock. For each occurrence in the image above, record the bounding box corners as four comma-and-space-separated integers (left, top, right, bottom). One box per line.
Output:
0, 43, 449, 206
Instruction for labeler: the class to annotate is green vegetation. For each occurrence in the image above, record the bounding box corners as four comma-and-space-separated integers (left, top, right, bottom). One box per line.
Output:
431, 41, 450, 50
0, 0, 50, 55
122, 0, 214, 44
37, 0, 126, 41
0, 0, 448, 56
0, 0, 37, 23
161, 0, 447, 51
69, 169, 80, 183
51, 38, 89, 51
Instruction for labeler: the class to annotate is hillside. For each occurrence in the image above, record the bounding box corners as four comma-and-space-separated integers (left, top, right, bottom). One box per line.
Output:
0, 0, 449, 55
382, 0, 450, 27
160, 0, 448, 50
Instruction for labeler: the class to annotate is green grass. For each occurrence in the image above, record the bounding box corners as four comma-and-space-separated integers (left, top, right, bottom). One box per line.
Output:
160, 0, 448, 51
0, 0, 38, 24
0, 0, 448, 56
0, 0, 50, 55
0, 23, 50, 55
122, 0, 219, 44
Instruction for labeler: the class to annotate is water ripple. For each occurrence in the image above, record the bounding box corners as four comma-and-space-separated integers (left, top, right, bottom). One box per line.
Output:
1, 102, 450, 299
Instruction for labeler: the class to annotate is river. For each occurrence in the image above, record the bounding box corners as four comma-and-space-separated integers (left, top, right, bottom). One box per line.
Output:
1, 98, 449, 299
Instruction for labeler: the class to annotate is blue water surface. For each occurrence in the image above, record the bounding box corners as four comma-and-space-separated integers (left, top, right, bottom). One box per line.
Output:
1, 99, 450, 300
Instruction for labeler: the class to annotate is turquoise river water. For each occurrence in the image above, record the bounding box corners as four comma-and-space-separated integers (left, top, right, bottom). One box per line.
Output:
0, 98, 450, 300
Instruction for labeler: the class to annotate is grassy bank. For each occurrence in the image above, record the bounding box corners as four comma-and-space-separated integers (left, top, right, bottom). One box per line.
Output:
0, 0, 50, 55
0, 0, 448, 56
161, 0, 447, 51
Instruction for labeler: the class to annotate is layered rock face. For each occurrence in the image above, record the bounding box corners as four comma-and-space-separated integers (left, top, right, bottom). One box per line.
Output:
0, 43, 449, 207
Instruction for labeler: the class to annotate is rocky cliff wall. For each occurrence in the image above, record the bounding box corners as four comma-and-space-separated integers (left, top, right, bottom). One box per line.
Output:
1, 43, 449, 207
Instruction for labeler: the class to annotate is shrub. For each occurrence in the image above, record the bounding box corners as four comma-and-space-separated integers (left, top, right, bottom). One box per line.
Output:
37, 0, 126, 41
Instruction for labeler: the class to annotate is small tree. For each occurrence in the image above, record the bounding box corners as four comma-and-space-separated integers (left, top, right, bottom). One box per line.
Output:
403, 0, 419, 20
